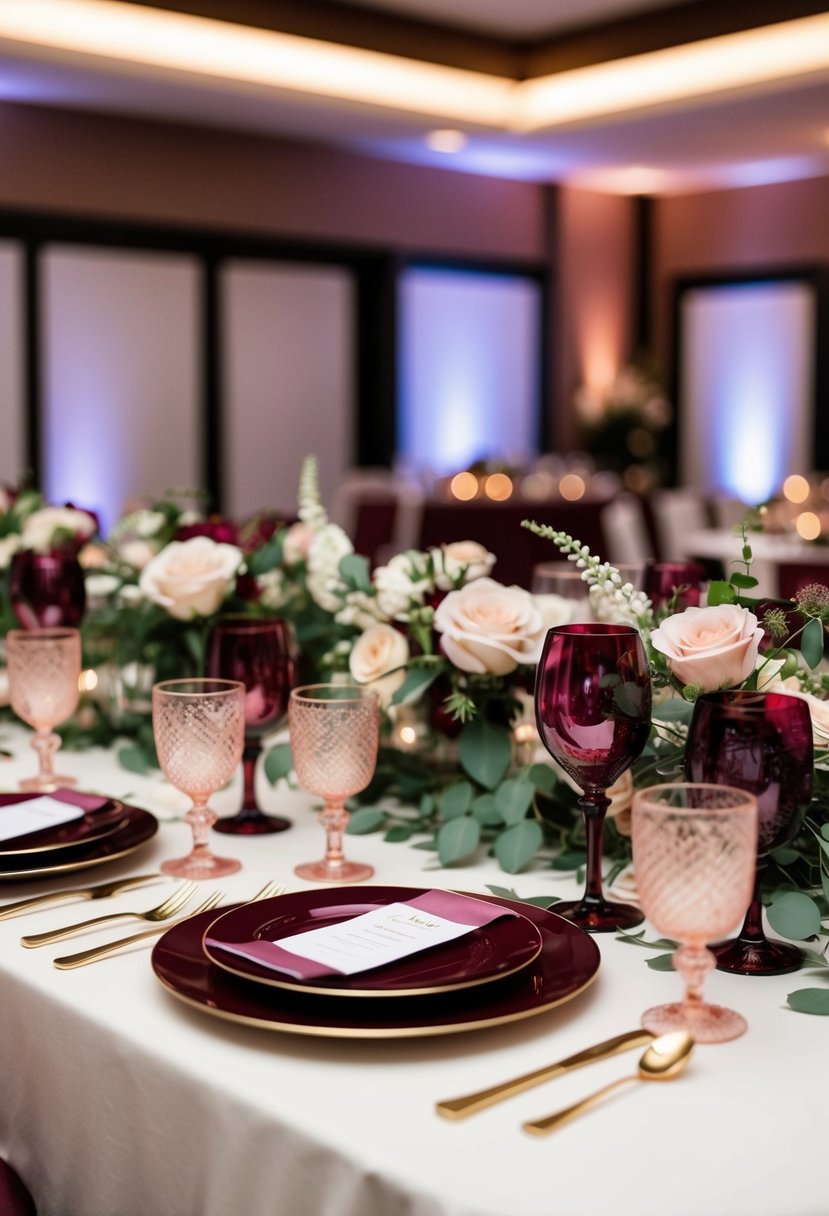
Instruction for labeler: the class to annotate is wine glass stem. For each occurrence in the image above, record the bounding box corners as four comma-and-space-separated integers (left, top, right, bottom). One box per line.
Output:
186, 797, 217, 855
734, 865, 766, 943
240, 740, 261, 814
321, 801, 349, 867
581, 792, 610, 905
675, 942, 715, 1011
31, 730, 60, 784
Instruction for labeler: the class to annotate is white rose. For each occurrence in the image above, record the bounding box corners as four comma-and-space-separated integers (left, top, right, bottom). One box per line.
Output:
21, 506, 96, 553
434, 577, 545, 675
84, 573, 120, 601
768, 689, 829, 749
306, 524, 353, 612
374, 552, 432, 619
650, 604, 763, 692
138, 536, 242, 621
348, 623, 410, 707
118, 539, 159, 571
533, 593, 578, 629
0, 534, 20, 569
432, 541, 496, 589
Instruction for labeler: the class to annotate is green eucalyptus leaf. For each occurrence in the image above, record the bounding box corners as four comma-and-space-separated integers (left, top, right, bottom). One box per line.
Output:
246, 535, 284, 575
767, 891, 822, 940
770, 846, 801, 865
706, 580, 737, 605
412, 838, 439, 851
651, 699, 695, 724
263, 742, 293, 785
472, 794, 504, 826
645, 953, 675, 971
437, 816, 481, 865
458, 718, 512, 790
384, 824, 416, 843
345, 807, 387, 835
821, 823, 829, 841
494, 777, 535, 825
614, 681, 645, 716
527, 763, 558, 794
551, 849, 587, 871
801, 617, 825, 669
117, 744, 152, 775
493, 820, 543, 874
338, 552, 372, 591
390, 665, 441, 707
787, 988, 829, 1015
729, 572, 759, 589
438, 782, 473, 820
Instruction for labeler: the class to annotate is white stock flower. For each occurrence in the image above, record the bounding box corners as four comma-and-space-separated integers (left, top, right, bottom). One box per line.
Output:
348, 623, 410, 707
138, 536, 242, 621
374, 552, 432, 619
306, 523, 353, 612
118, 539, 159, 571
434, 578, 545, 675
432, 541, 496, 589
21, 506, 96, 553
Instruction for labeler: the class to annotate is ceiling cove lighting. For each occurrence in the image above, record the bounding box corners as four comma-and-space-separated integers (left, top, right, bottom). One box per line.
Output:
1, 2, 828, 132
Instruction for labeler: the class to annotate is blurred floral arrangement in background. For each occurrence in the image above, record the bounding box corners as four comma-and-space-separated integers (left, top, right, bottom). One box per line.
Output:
574, 355, 673, 493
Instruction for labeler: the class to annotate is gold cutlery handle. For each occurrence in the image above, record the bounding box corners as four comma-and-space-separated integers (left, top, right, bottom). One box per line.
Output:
435, 1029, 653, 1120
53, 920, 186, 968
523, 1075, 632, 1135
0, 874, 160, 921
22, 910, 138, 947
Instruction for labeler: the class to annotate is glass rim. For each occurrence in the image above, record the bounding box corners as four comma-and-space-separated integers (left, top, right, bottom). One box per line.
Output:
290, 683, 379, 705
209, 615, 288, 633
632, 781, 758, 813
545, 622, 640, 636
693, 689, 806, 710
152, 678, 245, 698
6, 626, 80, 642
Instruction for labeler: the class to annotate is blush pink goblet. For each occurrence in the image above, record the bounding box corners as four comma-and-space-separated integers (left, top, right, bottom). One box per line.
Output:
7, 626, 82, 791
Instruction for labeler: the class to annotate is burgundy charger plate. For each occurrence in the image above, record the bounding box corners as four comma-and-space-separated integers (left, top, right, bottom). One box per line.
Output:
0, 805, 159, 880
202, 886, 544, 998
0, 792, 128, 858
152, 894, 601, 1039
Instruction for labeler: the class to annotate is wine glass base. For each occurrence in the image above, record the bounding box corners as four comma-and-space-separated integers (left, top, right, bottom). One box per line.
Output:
161, 853, 241, 880
554, 898, 644, 933
642, 1000, 747, 1044
294, 859, 374, 883
213, 812, 292, 836
713, 936, 802, 976
19, 773, 77, 792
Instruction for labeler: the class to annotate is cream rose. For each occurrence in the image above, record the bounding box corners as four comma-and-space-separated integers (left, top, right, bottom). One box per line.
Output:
434, 577, 545, 675
432, 541, 496, 590
348, 623, 410, 706
138, 536, 242, 621
650, 604, 763, 692
21, 506, 96, 553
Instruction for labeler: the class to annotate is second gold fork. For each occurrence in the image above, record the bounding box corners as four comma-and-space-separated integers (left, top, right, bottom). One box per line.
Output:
21, 881, 198, 948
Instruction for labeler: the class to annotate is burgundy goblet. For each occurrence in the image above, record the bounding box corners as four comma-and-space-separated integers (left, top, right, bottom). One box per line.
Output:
643, 561, 708, 613
206, 616, 296, 835
9, 550, 86, 628
685, 689, 814, 975
535, 623, 652, 932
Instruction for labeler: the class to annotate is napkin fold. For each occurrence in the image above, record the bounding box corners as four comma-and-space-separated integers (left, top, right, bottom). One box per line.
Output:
206, 890, 516, 981
0, 789, 111, 844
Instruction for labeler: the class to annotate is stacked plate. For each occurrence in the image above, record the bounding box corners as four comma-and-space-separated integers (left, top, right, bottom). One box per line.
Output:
151, 885, 601, 1039
0, 791, 158, 881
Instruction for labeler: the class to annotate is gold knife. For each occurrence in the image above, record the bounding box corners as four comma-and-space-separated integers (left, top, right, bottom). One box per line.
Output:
435, 1028, 655, 1120
0, 873, 163, 920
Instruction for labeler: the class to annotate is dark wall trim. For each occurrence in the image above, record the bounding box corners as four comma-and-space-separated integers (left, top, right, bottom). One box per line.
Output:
670, 264, 829, 484
633, 196, 653, 353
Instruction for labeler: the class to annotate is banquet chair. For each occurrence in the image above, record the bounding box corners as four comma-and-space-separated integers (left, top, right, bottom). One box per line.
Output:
330, 468, 423, 565
600, 493, 654, 566
0, 1158, 36, 1216
649, 487, 710, 560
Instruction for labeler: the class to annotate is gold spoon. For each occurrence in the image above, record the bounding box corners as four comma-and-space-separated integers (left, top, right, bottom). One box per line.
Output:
522, 1030, 694, 1136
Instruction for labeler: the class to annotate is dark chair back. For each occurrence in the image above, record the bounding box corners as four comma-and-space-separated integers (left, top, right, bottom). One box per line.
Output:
0, 1158, 36, 1216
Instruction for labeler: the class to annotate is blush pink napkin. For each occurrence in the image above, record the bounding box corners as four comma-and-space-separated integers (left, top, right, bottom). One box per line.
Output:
205, 890, 516, 980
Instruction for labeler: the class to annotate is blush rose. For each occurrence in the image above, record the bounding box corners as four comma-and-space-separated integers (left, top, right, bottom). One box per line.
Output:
433, 578, 545, 676
138, 536, 243, 620
650, 603, 764, 693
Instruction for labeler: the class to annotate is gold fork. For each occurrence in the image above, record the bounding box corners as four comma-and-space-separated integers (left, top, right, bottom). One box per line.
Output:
51, 879, 286, 969
21, 881, 198, 948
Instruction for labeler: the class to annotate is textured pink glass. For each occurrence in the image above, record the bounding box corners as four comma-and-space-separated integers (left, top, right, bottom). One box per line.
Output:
206, 616, 296, 835
9, 550, 86, 628
289, 684, 379, 883
686, 690, 813, 975
632, 783, 758, 1043
7, 627, 81, 791
152, 679, 246, 879
535, 623, 651, 931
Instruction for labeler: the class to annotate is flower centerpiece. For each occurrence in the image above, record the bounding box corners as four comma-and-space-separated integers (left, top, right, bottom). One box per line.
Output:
574, 356, 672, 492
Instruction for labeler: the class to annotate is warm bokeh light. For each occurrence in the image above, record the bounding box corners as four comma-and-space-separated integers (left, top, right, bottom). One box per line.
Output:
485, 473, 513, 501
558, 473, 586, 501
79, 669, 98, 693
425, 129, 468, 153
398, 725, 417, 746
450, 471, 479, 501
783, 474, 811, 504
521, 471, 556, 501
795, 511, 821, 541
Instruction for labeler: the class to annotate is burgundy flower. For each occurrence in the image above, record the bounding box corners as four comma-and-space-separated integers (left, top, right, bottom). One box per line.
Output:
175, 517, 239, 545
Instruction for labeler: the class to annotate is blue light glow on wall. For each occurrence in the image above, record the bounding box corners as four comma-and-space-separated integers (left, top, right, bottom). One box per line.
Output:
397, 267, 541, 474
680, 280, 815, 503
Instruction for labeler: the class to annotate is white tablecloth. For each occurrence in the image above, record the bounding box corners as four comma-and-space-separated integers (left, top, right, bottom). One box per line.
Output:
686, 527, 829, 598
0, 723, 824, 1216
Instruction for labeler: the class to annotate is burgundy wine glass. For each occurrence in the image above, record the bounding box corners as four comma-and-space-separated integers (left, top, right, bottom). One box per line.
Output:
206, 616, 296, 834
643, 560, 708, 613
535, 623, 652, 932
685, 689, 814, 975
9, 550, 86, 628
